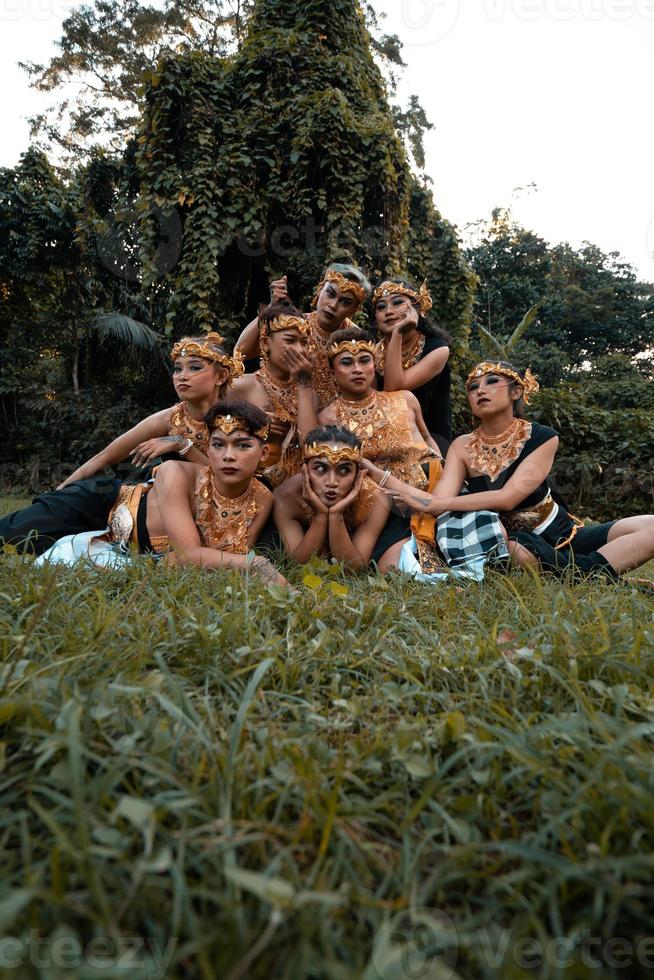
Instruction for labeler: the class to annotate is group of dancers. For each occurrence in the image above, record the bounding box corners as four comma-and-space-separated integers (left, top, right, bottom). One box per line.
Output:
2, 264, 654, 586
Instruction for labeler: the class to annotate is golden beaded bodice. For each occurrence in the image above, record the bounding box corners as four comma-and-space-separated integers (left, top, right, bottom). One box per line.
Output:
168, 402, 209, 454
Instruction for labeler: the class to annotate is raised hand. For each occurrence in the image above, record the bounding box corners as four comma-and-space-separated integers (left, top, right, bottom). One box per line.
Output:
301, 463, 330, 515
394, 304, 420, 335
281, 346, 315, 384
270, 276, 289, 303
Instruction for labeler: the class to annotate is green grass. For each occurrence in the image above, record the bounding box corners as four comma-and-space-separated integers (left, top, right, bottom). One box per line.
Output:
0, 495, 31, 517
1, 547, 653, 978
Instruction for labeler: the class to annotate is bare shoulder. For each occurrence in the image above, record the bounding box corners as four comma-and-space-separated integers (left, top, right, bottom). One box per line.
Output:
155, 459, 203, 488
401, 389, 420, 409
274, 474, 305, 515
317, 402, 337, 423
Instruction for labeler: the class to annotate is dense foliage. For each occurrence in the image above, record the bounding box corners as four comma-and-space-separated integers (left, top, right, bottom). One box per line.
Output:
1, 552, 653, 979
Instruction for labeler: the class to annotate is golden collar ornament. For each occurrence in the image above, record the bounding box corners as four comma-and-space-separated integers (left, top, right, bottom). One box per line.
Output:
467, 418, 532, 481
170, 332, 245, 381
210, 414, 270, 440
303, 442, 362, 464
329, 339, 377, 361
312, 270, 368, 307
466, 363, 539, 404
372, 280, 433, 316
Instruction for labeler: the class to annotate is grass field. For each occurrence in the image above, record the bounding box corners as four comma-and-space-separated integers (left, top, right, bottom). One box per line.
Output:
1, 494, 654, 979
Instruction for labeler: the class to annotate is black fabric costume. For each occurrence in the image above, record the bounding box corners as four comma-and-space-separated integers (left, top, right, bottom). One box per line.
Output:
467, 422, 616, 579
412, 333, 451, 445
0, 478, 153, 556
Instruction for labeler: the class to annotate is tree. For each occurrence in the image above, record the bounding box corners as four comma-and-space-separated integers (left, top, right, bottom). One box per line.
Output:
135, 0, 475, 340
21, 0, 248, 158
466, 207, 654, 384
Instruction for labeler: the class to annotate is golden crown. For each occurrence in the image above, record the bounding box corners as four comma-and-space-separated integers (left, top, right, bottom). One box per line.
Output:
312, 269, 368, 307
303, 442, 362, 464
372, 280, 433, 316
328, 339, 377, 360
170, 332, 245, 381
466, 363, 540, 404
265, 313, 311, 336
210, 414, 270, 440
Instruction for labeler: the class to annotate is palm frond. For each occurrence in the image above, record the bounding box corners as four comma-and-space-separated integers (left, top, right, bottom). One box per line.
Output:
505, 303, 541, 354
91, 313, 164, 355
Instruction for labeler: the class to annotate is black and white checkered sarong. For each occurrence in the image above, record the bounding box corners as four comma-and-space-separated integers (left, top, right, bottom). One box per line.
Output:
436, 509, 509, 575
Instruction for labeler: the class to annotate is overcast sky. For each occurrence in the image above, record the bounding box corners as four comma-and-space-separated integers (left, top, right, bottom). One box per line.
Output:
2, 0, 653, 281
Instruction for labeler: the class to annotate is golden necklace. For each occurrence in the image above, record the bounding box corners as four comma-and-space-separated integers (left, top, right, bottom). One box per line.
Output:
194, 468, 270, 553
467, 418, 532, 481
256, 363, 297, 423
374, 333, 425, 375
168, 402, 209, 452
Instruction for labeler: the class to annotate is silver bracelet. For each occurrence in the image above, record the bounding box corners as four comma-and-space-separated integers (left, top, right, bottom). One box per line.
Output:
378, 469, 391, 489
178, 438, 194, 456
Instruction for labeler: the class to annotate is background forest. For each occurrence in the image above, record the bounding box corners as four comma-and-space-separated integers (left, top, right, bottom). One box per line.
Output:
1, 0, 653, 520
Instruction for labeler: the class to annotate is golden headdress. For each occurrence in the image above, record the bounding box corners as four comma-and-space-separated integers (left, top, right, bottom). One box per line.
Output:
261, 312, 311, 337
312, 269, 368, 308
209, 413, 270, 440
328, 338, 377, 361
372, 279, 433, 316
466, 363, 540, 405
303, 442, 362, 464
170, 332, 245, 382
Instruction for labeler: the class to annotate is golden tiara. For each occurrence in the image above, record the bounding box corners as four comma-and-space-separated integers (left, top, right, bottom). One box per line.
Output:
210, 414, 270, 440
372, 280, 433, 316
328, 339, 377, 360
303, 442, 362, 464
266, 313, 311, 336
466, 363, 540, 404
170, 333, 245, 380
313, 269, 368, 307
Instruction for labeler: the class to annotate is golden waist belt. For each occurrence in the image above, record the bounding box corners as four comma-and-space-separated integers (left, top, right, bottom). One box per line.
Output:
107, 483, 151, 549
503, 494, 555, 534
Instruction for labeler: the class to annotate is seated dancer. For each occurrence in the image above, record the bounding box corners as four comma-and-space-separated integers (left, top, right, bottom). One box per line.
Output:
231, 303, 317, 486
57, 333, 242, 488
372, 277, 452, 446
28, 403, 284, 582
273, 426, 390, 569
1, 401, 285, 583
363, 361, 654, 581
235, 264, 372, 409
295, 327, 441, 570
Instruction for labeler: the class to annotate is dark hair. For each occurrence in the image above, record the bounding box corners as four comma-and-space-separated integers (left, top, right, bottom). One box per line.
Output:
258, 300, 306, 329
370, 277, 451, 344
304, 425, 362, 451
327, 326, 376, 361
204, 400, 270, 439
468, 361, 527, 419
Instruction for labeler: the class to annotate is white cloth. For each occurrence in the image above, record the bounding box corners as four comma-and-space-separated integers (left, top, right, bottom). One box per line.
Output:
34, 529, 133, 569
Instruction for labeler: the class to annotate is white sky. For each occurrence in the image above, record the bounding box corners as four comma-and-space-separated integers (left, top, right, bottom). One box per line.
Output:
2, 0, 654, 282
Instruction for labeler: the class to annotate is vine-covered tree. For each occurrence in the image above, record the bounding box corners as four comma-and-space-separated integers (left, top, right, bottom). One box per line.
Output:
135, 0, 475, 340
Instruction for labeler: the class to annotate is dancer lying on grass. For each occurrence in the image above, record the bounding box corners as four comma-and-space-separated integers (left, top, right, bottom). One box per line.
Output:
372, 277, 452, 446
235, 265, 371, 409
57, 333, 242, 488
273, 426, 390, 569
231, 303, 317, 486
3, 401, 288, 584
362, 361, 654, 581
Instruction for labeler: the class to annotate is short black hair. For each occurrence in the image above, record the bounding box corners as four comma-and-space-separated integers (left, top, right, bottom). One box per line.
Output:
204, 400, 270, 439
327, 326, 375, 361
304, 425, 362, 452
